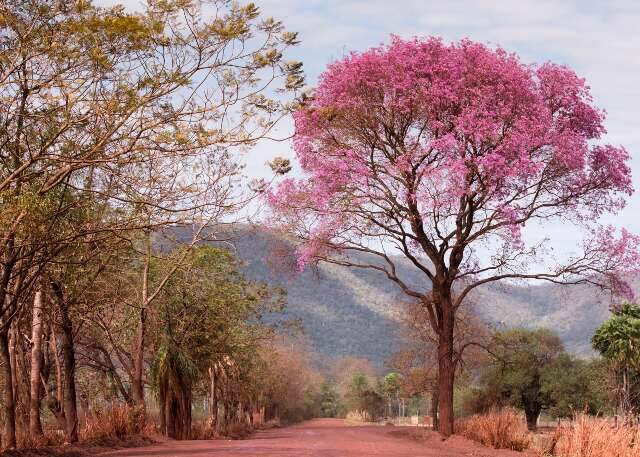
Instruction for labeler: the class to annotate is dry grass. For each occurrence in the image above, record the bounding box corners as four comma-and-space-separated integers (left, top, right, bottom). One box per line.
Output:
79, 404, 145, 442
548, 414, 639, 457
16, 430, 65, 450
345, 410, 372, 424
456, 408, 532, 452
189, 421, 217, 440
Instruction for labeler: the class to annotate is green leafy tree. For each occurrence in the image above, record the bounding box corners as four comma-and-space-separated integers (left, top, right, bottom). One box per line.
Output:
344, 373, 384, 420
540, 354, 612, 418
316, 382, 340, 418
150, 245, 279, 439
593, 303, 640, 415
480, 328, 564, 430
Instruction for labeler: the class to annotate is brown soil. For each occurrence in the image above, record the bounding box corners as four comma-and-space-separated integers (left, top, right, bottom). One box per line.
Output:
0, 435, 155, 457
100, 418, 533, 457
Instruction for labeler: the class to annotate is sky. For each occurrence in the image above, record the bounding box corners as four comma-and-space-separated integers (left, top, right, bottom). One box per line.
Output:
98, 0, 640, 255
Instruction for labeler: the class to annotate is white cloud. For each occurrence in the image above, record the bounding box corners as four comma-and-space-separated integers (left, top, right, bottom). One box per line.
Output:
94, 0, 640, 239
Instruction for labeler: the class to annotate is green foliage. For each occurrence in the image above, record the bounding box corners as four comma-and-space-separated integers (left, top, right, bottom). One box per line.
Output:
151, 245, 280, 379
316, 382, 340, 418
540, 354, 612, 418
592, 303, 640, 414
465, 328, 612, 427
344, 372, 384, 419
593, 303, 640, 370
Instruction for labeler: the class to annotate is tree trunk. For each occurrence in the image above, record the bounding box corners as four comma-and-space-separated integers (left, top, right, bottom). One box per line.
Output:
430, 388, 439, 431
132, 308, 145, 409
0, 328, 17, 449
160, 382, 192, 440
58, 300, 78, 443
209, 366, 218, 427
46, 332, 66, 430
524, 404, 540, 431
133, 232, 152, 411
436, 302, 456, 437
29, 287, 44, 436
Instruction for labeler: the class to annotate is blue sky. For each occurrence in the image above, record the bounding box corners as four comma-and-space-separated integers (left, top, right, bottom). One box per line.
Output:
99, 0, 640, 254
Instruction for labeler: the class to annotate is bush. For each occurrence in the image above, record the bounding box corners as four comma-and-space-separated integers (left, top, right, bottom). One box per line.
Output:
80, 404, 145, 441
456, 408, 531, 451
345, 410, 372, 423
550, 414, 639, 457
16, 429, 65, 449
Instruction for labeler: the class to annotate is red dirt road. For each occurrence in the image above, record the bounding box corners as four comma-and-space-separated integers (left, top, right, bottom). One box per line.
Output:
103, 419, 527, 457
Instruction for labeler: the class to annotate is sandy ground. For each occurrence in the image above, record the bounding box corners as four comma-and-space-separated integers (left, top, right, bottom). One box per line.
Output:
102, 418, 529, 457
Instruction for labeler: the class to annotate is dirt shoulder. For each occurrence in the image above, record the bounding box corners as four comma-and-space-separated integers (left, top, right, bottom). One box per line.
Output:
0, 435, 156, 457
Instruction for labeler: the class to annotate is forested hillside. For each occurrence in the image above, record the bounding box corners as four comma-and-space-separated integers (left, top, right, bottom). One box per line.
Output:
206, 226, 628, 365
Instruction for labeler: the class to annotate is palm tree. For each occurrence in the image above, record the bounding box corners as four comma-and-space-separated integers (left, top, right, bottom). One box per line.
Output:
152, 345, 198, 440
592, 303, 640, 416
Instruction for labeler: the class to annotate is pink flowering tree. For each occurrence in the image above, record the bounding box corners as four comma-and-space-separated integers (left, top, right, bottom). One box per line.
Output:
266, 37, 639, 435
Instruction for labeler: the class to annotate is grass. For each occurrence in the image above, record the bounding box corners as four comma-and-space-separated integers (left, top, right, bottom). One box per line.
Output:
79, 404, 146, 441
456, 408, 532, 451
548, 414, 639, 457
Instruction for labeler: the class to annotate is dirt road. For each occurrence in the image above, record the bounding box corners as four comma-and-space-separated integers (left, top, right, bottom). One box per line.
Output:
103, 419, 526, 457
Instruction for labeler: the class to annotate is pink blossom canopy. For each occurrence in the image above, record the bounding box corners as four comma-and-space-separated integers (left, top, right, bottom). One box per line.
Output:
267, 36, 638, 296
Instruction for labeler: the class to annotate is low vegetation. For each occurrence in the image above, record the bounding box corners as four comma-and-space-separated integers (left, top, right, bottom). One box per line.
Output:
0, 0, 638, 453
550, 415, 639, 457
456, 408, 531, 452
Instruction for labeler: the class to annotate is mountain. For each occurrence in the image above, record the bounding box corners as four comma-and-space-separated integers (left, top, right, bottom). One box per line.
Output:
170, 225, 625, 366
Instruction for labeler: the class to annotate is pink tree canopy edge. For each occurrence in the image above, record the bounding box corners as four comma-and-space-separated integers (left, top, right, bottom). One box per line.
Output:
265, 36, 639, 300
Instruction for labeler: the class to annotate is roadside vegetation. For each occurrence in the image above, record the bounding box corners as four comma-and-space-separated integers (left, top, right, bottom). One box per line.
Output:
1, 0, 639, 456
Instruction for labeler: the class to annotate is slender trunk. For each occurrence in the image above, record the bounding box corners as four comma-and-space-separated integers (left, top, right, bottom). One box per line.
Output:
29, 287, 44, 436
8, 326, 17, 412
132, 309, 145, 408
47, 333, 65, 429
0, 329, 17, 449
621, 368, 629, 417
133, 233, 151, 410
436, 301, 455, 437
430, 388, 439, 431
58, 300, 78, 443
209, 366, 218, 427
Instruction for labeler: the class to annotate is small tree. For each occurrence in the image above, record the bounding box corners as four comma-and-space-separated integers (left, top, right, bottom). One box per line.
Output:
150, 245, 277, 439
266, 36, 639, 435
480, 328, 564, 431
593, 303, 640, 415
540, 354, 611, 419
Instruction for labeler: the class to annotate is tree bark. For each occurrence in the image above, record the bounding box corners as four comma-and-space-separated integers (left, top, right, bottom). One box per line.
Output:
436, 300, 456, 437
160, 381, 192, 440
58, 298, 78, 443
29, 287, 44, 436
132, 233, 151, 411
0, 328, 17, 449
209, 366, 218, 427
132, 308, 145, 409
46, 332, 66, 430
524, 404, 540, 431
430, 388, 439, 431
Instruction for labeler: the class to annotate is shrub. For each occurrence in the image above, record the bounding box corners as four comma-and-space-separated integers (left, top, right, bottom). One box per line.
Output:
80, 404, 145, 441
550, 414, 639, 457
345, 410, 372, 423
456, 408, 531, 451
16, 429, 65, 449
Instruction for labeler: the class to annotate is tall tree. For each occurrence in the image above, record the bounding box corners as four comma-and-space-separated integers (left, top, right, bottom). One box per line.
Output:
0, 0, 303, 446
150, 245, 282, 439
266, 37, 639, 435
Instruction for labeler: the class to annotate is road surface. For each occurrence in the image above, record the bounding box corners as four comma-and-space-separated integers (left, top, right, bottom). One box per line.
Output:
103, 419, 525, 457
